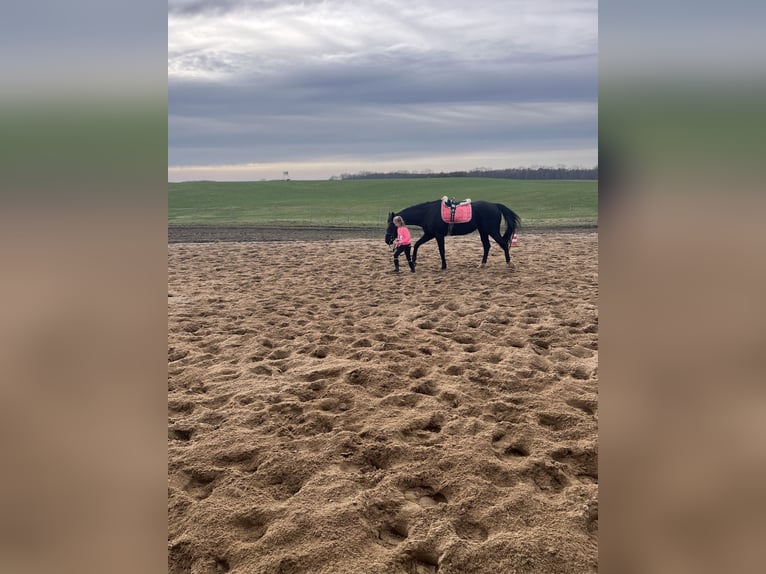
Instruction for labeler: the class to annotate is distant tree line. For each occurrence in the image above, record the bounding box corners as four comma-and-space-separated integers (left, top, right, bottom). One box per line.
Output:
331, 166, 597, 180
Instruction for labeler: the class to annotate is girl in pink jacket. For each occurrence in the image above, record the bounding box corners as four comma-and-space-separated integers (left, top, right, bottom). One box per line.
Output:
392, 216, 415, 272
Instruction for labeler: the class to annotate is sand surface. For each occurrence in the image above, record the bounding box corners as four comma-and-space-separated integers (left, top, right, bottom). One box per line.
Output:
168, 232, 598, 573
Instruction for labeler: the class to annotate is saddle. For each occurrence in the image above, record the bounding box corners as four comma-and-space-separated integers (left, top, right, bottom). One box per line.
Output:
441, 196, 472, 224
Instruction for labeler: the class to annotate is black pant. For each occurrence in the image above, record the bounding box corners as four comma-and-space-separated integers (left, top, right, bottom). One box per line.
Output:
393, 244, 412, 268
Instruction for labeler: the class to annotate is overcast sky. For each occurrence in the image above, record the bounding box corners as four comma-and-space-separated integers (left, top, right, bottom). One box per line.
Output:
168, 0, 597, 181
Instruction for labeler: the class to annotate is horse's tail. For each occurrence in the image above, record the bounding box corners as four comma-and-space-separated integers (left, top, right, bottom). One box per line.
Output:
497, 203, 521, 243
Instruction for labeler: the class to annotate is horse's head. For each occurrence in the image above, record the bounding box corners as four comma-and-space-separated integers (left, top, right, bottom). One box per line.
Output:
384, 212, 397, 245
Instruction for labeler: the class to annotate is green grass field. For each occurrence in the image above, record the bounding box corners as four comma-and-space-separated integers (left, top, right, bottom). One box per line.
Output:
168, 178, 597, 227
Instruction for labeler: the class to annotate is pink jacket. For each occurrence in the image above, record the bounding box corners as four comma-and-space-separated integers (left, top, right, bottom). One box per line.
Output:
396, 226, 411, 246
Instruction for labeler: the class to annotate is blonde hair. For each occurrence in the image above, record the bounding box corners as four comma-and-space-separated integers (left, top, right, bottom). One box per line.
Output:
393, 216, 404, 226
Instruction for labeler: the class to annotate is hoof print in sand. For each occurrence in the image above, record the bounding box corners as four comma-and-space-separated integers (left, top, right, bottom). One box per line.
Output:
453, 518, 489, 542
408, 365, 429, 379
566, 397, 597, 416
411, 380, 437, 396
444, 364, 464, 376
169, 428, 194, 442
403, 484, 448, 508
491, 431, 530, 459
527, 460, 570, 492
537, 411, 579, 432
181, 469, 221, 500
377, 520, 410, 548
232, 509, 270, 542
168, 540, 193, 574
550, 445, 598, 481
168, 348, 189, 362
311, 346, 329, 358
401, 415, 444, 443
401, 548, 440, 574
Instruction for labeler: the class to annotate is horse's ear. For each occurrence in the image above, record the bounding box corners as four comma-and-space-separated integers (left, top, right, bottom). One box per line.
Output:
388, 212, 394, 221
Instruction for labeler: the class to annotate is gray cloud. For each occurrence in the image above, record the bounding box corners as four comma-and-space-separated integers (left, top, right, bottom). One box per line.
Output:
168, 0, 325, 16
170, 50, 596, 109
168, 0, 598, 174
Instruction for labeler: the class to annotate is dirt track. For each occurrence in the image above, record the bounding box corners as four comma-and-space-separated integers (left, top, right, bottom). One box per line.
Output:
168, 231, 598, 573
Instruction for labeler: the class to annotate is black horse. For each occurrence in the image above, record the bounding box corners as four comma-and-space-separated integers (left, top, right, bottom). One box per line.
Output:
385, 200, 521, 270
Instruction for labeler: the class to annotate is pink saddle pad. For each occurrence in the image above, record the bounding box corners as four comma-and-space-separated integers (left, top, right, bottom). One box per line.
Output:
441, 200, 472, 224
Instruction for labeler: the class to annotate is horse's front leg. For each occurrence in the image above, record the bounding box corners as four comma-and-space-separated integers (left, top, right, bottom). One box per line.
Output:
435, 235, 447, 270
412, 233, 433, 267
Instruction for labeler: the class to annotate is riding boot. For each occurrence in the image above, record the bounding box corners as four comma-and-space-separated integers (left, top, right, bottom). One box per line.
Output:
393, 260, 400, 272
408, 261, 415, 272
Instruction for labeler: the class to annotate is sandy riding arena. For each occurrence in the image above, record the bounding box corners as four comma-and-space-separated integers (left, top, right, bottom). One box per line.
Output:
168, 231, 598, 574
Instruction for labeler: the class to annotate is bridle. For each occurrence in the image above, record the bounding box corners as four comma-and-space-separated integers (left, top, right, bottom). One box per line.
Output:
384, 222, 396, 251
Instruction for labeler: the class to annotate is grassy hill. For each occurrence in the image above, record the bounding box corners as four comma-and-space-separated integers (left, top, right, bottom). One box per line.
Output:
168, 178, 597, 227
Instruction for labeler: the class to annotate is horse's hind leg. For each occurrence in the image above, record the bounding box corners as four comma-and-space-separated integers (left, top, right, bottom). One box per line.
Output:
435, 235, 447, 270
489, 231, 511, 266
479, 230, 491, 267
